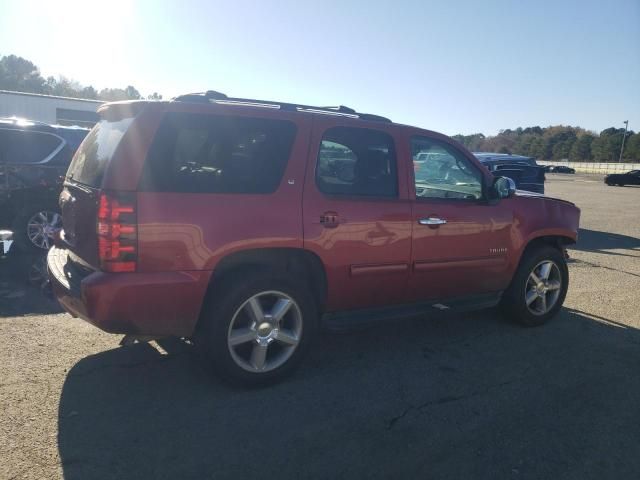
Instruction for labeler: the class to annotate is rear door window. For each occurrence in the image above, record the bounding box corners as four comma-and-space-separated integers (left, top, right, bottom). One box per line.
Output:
66, 118, 133, 187
0, 129, 63, 164
140, 113, 297, 194
316, 127, 398, 197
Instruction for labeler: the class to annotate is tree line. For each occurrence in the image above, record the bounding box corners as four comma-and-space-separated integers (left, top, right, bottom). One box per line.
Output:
454, 125, 638, 163
1, 54, 637, 161
0, 54, 162, 102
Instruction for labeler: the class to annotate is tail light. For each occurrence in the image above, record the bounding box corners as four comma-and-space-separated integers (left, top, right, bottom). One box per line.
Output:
97, 191, 137, 272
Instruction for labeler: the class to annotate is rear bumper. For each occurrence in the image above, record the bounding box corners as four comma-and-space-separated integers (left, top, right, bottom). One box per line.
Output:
47, 246, 211, 336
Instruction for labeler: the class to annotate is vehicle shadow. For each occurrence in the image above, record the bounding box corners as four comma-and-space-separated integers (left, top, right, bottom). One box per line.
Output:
0, 252, 63, 316
573, 228, 640, 256
57, 308, 640, 479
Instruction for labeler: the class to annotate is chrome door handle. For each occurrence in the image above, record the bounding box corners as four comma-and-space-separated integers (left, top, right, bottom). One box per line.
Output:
419, 217, 447, 226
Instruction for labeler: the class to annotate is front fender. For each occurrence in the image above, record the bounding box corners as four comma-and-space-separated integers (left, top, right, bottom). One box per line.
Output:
508, 196, 580, 272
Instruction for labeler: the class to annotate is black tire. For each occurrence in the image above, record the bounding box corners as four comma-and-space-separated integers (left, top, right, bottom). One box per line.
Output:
500, 246, 569, 327
195, 271, 317, 387
11, 206, 62, 252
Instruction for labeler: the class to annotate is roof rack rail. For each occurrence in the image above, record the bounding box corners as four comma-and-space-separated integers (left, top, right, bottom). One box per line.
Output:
320, 105, 357, 114
172, 90, 228, 102
171, 91, 392, 123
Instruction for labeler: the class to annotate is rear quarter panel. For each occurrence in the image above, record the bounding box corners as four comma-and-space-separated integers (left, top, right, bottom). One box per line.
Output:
134, 109, 312, 272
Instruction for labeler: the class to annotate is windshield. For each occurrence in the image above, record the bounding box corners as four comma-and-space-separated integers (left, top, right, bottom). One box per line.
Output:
66, 118, 133, 187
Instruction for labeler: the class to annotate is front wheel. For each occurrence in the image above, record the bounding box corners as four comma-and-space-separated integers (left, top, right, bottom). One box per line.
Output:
195, 273, 317, 387
501, 246, 569, 327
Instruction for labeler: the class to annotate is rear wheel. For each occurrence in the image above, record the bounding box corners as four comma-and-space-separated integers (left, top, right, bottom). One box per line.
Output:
195, 273, 317, 387
501, 246, 568, 327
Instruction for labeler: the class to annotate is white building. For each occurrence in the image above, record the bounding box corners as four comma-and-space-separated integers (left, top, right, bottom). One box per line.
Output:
0, 90, 102, 127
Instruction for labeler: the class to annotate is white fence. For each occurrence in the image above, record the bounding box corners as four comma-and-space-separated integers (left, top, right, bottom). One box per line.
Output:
538, 161, 640, 175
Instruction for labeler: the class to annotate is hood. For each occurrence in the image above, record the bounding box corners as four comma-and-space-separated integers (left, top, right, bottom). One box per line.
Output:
515, 189, 577, 207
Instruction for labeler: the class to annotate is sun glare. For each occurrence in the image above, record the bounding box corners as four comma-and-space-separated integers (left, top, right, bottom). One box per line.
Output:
24, 0, 136, 89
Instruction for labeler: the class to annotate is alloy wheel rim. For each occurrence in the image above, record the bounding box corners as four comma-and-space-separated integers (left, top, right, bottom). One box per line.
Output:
525, 260, 562, 315
28, 256, 50, 289
227, 290, 303, 373
26, 211, 61, 249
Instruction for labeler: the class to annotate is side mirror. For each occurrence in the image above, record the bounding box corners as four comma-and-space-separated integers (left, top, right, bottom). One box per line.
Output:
493, 176, 516, 199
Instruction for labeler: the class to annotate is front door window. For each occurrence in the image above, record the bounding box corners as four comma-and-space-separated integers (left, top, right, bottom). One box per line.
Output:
412, 137, 483, 200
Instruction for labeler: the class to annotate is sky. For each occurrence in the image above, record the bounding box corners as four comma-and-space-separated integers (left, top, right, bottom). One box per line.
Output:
1, 0, 639, 136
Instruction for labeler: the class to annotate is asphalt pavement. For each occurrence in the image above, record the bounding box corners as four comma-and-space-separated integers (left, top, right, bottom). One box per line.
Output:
1, 173, 639, 480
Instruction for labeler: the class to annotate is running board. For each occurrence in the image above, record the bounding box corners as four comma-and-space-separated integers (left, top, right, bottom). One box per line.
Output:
321, 292, 502, 332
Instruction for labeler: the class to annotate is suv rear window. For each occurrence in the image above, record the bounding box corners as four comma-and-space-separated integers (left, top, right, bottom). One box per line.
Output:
0, 129, 63, 164
140, 113, 297, 194
66, 118, 133, 187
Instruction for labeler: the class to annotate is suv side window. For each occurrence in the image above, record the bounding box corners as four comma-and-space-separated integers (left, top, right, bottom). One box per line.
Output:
412, 137, 483, 200
140, 113, 297, 194
0, 129, 63, 164
316, 127, 397, 197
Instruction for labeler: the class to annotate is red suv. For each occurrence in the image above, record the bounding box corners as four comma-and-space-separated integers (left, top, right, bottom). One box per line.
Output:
48, 91, 580, 386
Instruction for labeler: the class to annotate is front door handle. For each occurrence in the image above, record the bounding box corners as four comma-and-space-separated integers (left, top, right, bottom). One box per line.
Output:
419, 217, 447, 226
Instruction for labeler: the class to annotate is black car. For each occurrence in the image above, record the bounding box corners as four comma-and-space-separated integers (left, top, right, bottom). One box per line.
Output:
0, 117, 89, 250
551, 165, 576, 174
473, 153, 545, 194
605, 170, 640, 186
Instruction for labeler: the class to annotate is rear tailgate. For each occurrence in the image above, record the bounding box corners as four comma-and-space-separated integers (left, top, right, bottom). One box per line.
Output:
59, 181, 101, 267
60, 116, 135, 268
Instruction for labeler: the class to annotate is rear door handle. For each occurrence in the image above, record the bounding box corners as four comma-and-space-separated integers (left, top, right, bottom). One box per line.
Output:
419, 217, 447, 226
320, 211, 340, 228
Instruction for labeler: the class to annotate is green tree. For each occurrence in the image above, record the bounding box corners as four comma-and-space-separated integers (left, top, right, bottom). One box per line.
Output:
569, 134, 595, 161
451, 133, 486, 151
43, 76, 57, 94
529, 137, 546, 159
98, 88, 125, 101
0, 54, 47, 93
124, 85, 141, 99
620, 131, 638, 162
2, 53, 162, 104
98, 85, 143, 101
552, 138, 576, 160
523, 126, 543, 135
49, 76, 83, 97
591, 128, 627, 162
542, 126, 577, 160
590, 135, 608, 162
81, 85, 98, 99
514, 133, 536, 156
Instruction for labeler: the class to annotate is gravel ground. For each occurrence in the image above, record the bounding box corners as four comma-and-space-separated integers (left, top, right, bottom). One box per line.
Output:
1, 174, 639, 480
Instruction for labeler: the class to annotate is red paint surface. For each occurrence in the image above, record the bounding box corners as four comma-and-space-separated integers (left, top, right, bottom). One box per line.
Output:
50, 99, 580, 336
